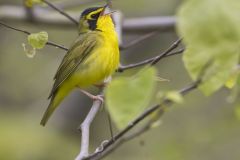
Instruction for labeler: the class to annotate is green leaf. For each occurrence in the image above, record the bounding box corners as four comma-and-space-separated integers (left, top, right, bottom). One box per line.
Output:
184, 47, 239, 95
24, 0, 43, 7
177, 0, 240, 95
166, 91, 184, 104
106, 67, 157, 129
27, 31, 48, 49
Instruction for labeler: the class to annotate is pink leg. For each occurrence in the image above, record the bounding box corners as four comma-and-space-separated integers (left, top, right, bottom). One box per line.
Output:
80, 89, 104, 102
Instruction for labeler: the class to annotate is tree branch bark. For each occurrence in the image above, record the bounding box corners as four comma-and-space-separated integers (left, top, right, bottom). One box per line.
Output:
42, 0, 78, 26
75, 99, 103, 160
119, 31, 159, 50
0, 21, 68, 51
83, 81, 200, 160
118, 48, 184, 72
117, 38, 184, 72
54, 0, 97, 10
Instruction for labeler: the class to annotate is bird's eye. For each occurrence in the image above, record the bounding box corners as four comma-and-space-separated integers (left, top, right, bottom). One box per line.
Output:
91, 13, 98, 19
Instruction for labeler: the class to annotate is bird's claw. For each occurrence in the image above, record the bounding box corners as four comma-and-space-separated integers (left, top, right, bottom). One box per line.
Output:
92, 95, 104, 103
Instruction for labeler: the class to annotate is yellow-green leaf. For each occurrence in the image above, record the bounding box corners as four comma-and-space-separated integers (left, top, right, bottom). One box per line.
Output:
183, 47, 239, 95
106, 67, 157, 129
177, 0, 240, 95
27, 31, 48, 49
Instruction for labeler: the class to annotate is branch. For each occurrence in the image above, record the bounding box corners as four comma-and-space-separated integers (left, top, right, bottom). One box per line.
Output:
83, 81, 199, 160
151, 38, 182, 65
42, 0, 78, 26
75, 79, 108, 160
54, 0, 97, 10
0, 5, 176, 33
46, 41, 68, 51
0, 21, 68, 51
0, 21, 30, 34
75, 98, 103, 160
118, 48, 184, 72
118, 40, 184, 72
119, 31, 159, 50
90, 109, 164, 160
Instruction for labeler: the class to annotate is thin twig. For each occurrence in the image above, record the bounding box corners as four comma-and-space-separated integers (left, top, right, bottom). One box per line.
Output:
0, 21, 68, 51
151, 38, 182, 65
106, 0, 113, 7
119, 31, 159, 50
93, 109, 165, 160
91, 122, 152, 160
0, 21, 30, 34
46, 41, 68, 51
42, 0, 78, 26
55, 0, 97, 10
83, 81, 199, 160
75, 99, 103, 160
106, 110, 114, 140
117, 48, 184, 72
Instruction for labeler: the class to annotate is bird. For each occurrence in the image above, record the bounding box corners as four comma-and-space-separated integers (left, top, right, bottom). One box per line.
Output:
40, 5, 120, 126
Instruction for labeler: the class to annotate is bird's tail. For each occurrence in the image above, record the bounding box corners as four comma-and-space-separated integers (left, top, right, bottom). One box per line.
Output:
40, 99, 56, 126
40, 86, 72, 126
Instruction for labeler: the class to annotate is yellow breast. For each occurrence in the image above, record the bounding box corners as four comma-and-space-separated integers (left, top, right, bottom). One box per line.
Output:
73, 15, 120, 87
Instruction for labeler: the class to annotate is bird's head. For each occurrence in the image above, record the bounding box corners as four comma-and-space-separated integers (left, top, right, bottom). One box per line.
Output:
78, 5, 115, 33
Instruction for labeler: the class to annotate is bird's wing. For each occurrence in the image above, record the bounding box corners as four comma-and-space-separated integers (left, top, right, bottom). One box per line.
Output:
48, 33, 98, 99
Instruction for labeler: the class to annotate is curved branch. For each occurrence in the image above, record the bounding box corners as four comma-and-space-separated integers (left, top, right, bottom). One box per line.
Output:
118, 38, 182, 72
83, 81, 200, 160
118, 48, 184, 72
151, 38, 182, 65
89, 110, 164, 160
54, 0, 97, 10
75, 99, 103, 160
42, 0, 78, 26
119, 31, 159, 50
0, 21, 68, 51
0, 21, 30, 34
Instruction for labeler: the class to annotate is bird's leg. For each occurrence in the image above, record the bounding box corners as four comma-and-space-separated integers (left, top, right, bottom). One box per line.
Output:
80, 89, 104, 103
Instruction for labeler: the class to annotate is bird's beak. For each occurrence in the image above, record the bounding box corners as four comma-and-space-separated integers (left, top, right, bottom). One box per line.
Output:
101, 4, 116, 16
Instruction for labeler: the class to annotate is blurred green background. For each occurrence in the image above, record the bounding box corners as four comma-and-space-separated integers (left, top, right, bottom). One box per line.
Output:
0, 0, 239, 160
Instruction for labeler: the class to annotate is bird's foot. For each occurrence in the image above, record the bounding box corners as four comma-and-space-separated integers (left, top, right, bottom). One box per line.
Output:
80, 89, 104, 103
92, 95, 104, 103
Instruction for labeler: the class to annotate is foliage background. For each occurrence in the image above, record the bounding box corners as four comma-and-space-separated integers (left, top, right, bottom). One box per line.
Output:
0, 0, 239, 159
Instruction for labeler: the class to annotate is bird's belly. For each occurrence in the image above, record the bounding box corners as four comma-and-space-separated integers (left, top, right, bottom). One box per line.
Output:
70, 46, 119, 87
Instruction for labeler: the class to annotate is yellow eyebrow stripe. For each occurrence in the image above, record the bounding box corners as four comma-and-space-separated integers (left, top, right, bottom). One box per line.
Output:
86, 8, 103, 20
